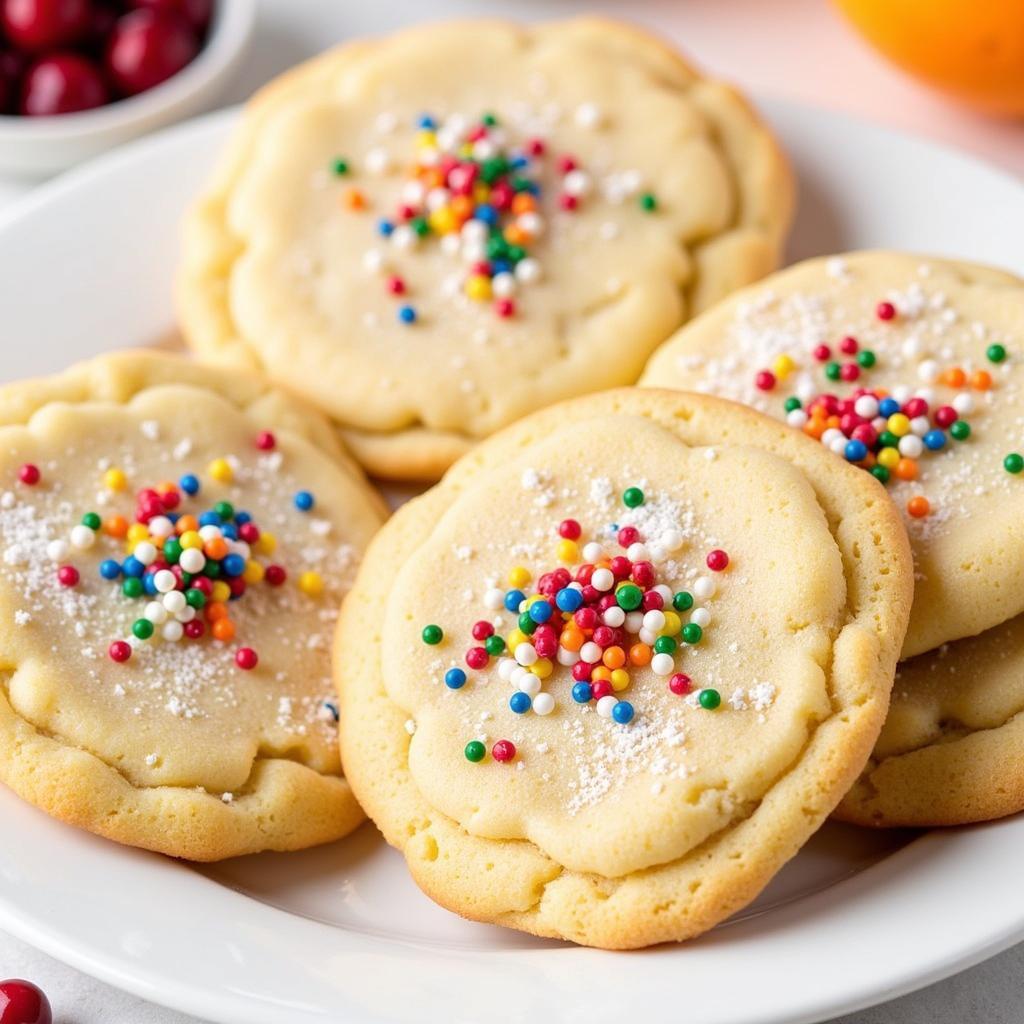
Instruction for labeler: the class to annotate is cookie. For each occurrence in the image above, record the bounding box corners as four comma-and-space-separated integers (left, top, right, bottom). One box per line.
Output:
837, 614, 1024, 827
0, 351, 385, 860
641, 252, 1024, 658
336, 388, 912, 949
178, 18, 793, 480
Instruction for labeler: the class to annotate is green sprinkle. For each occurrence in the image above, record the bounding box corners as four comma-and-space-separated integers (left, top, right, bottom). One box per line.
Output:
672, 591, 694, 612
204, 559, 221, 579
987, 344, 1007, 364
484, 634, 505, 656
132, 618, 154, 640
411, 216, 430, 237
639, 192, 657, 212
681, 623, 703, 645
213, 501, 234, 521
824, 361, 841, 381
870, 465, 891, 484
421, 624, 443, 645
163, 538, 182, 564
517, 612, 538, 635
330, 158, 349, 176
616, 584, 643, 611
506, 244, 526, 263
1005, 453, 1024, 474
950, 420, 971, 441
654, 636, 677, 655
878, 430, 900, 449
622, 487, 644, 509
857, 349, 876, 368
186, 588, 206, 609
464, 740, 486, 762
481, 112, 498, 127
698, 688, 721, 710
783, 397, 802, 413
81, 512, 101, 530
122, 578, 143, 599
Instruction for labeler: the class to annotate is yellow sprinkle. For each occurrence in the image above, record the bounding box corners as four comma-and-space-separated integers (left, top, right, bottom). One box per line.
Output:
211, 581, 231, 603
887, 414, 911, 438
508, 566, 531, 588
610, 668, 631, 692
243, 561, 265, 585
208, 457, 233, 483
556, 539, 579, 564
256, 531, 277, 555
773, 354, 797, 379
415, 130, 437, 149
472, 181, 490, 203
103, 468, 127, 492
530, 658, 553, 679
877, 446, 900, 470
298, 571, 324, 597
428, 207, 457, 235
126, 524, 150, 545
507, 629, 527, 650
465, 274, 492, 301
179, 530, 203, 550
662, 611, 681, 635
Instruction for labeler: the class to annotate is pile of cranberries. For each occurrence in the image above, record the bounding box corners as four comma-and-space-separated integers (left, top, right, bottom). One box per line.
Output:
0, 0, 212, 117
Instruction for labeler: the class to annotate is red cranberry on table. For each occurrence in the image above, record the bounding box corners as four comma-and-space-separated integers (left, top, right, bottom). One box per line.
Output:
20, 50, 106, 113
1, 0, 91, 52
0, 979, 52, 1024
105, 8, 198, 96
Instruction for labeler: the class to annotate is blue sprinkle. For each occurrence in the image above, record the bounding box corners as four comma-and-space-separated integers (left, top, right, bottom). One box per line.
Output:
221, 554, 246, 578
555, 587, 583, 613
509, 691, 532, 714
522, 181, 541, 196
143, 573, 158, 595
528, 600, 553, 624
572, 682, 593, 704
445, 668, 467, 690
924, 429, 947, 451
198, 511, 221, 527
122, 556, 144, 578
99, 559, 122, 580
503, 589, 525, 613
878, 397, 900, 418
844, 439, 868, 462
416, 113, 437, 129
377, 218, 395, 238
235, 511, 252, 526
612, 701, 635, 725
220, 523, 238, 541
321, 700, 339, 722
490, 259, 512, 276
167, 512, 180, 524
179, 473, 200, 496
509, 155, 529, 170
398, 305, 417, 325
474, 204, 498, 226
294, 490, 315, 512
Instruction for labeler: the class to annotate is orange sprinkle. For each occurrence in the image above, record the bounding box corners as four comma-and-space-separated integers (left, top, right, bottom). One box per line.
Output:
591, 666, 612, 683
971, 369, 993, 391
342, 187, 366, 211
205, 537, 229, 560
503, 224, 530, 246
205, 602, 228, 623
211, 618, 235, 642
175, 514, 198, 535
895, 457, 919, 481
450, 195, 473, 219
103, 515, 128, 538
156, 480, 177, 494
826, 415, 841, 429
602, 646, 626, 670
804, 420, 826, 440
560, 627, 584, 652
628, 642, 652, 667
907, 495, 931, 518
511, 193, 537, 214
940, 367, 966, 387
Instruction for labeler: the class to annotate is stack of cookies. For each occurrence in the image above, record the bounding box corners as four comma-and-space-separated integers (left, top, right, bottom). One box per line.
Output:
0, 17, 1019, 953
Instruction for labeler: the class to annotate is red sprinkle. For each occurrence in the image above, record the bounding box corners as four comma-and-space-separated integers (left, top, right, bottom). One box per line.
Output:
109, 640, 132, 662
466, 646, 489, 670
840, 363, 860, 382
471, 620, 494, 641
839, 335, 859, 355
386, 275, 406, 295
492, 739, 516, 763
57, 565, 79, 587
235, 647, 259, 670
255, 430, 276, 450
755, 370, 776, 391
876, 301, 897, 321
706, 549, 729, 572
558, 518, 581, 540
813, 344, 831, 362
184, 619, 205, 639
494, 298, 515, 318
18, 463, 40, 485
264, 565, 287, 586
669, 672, 692, 696
591, 680, 613, 701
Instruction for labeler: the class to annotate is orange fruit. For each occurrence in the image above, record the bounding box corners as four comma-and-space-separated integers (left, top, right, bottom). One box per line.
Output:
834, 0, 1024, 116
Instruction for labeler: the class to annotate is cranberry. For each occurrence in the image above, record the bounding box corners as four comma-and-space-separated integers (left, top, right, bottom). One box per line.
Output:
129, 0, 211, 33
0, 979, 52, 1024
105, 9, 197, 96
1, 0, 91, 51
20, 54, 106, 114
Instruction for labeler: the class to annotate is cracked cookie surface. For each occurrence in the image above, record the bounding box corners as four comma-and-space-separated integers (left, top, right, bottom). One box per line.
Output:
0, 351, 385, 860
178, 18, 793, 480
336, 388, 911, 948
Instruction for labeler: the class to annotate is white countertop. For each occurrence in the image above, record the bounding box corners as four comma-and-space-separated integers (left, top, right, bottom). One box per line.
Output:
1, 2, 1021, 1021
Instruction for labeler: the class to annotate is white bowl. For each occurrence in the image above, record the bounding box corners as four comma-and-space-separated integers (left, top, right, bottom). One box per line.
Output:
0, 0, 255, 177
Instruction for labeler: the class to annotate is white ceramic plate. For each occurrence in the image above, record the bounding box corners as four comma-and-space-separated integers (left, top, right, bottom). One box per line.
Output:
0, 101, 1023, 1024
